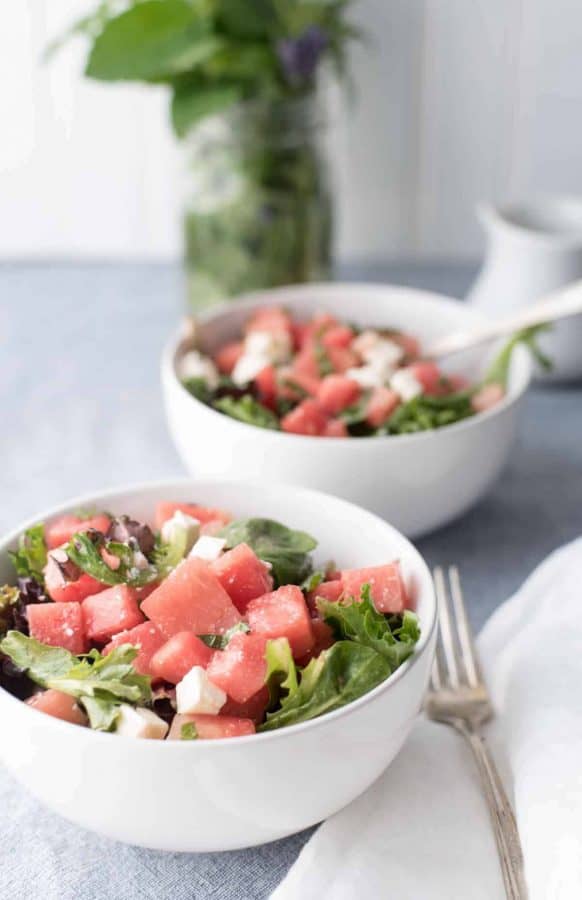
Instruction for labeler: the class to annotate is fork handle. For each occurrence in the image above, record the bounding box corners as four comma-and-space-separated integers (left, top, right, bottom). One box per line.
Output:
457, 722, 528, 899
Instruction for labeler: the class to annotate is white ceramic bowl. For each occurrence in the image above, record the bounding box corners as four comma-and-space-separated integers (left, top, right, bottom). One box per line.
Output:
162, 284, 532, 538
0, 479, 436, 852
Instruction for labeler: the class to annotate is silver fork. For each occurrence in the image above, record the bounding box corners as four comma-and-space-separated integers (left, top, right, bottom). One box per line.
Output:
425, 566, 527, 899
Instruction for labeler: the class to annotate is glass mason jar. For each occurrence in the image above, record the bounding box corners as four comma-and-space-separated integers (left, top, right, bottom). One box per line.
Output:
182, 95, 333, 311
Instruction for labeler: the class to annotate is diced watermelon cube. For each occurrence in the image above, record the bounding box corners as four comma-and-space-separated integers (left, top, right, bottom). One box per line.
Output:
410, 361, 444, 395
104, 622, 166, 676
281, 399, 328, 436
341, 562, 408, 614
365, 387, 400, 427
154, 502, 232, 531
254, 364, 278, 406
44, 565, 105, 604
322, 325, 355, 350
168, 713, 255, 740
304, 313, 338, 340
393, 332, 421, 359
150, 632, 214, 684
27, 602, 87, 655
306, 579, 344, 614
246, 585, 315, 658
471, 382, 505, 413
82, 585, 145, 643
291, 320, 309, 351
327, 346, 359, 373
292, 346, 321, 379
45, 513, 111, 550
210, 543, 273, 613
214, 340, 244, 375
26, 689, 88, 726
323, 419, 348, 438
221, 685, 270, 724
206, 633, 268, 703
296, 617, 335, 666
244, 307, 293, 339
317, 374, 361, 415
141, 556, 242, 638
277, 367, 321, 401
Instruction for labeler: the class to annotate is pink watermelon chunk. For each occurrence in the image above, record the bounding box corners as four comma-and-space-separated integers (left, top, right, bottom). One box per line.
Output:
27, 602, 87, 655
44, 555, 105, 604
154, 502, 232, 531
26, 689, 88, 726
168, 713, 255, 740
321, 325, 354, 350
210, 543, 274, 613
82, 585, 145, 643
410, 361, 443, 395
150, 631, 214, 684
471, 382, 504, 413
254, 365, 278, 407
296, 617, 335, 666
214, 341, 244, 375
276, 367, 321, 401
221, 685, 270, 724
104, 622, 165, 676
365, 387, 400, 427
244, 306, 293, 340
141, 556, 242, 638
317, 374, 361, 415
207, 633, 268, 703
341, 562, 408, 614
45, 513, 111, 550
323, 418, 348, 438
306, 579, 344, 614
246, 585, 315, 658
281, 398, 328, 436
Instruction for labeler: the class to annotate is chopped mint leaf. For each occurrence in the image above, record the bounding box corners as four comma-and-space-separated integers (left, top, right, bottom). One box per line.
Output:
181, 722, 198, 740
259, 641, 390, 732
213, 394, 280, 430
220, 518, 317, 587
198, 621, 250, 650
9, 525, 48, 584
0, 632, 152, 731
317, 584, 420, 673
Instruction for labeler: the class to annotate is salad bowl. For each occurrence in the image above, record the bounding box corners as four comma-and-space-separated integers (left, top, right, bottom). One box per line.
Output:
0, 479, 436, 852
161, 283, 533, 537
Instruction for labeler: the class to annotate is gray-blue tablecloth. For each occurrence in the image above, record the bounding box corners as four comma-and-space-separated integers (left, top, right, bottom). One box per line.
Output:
1, 261, 581, 899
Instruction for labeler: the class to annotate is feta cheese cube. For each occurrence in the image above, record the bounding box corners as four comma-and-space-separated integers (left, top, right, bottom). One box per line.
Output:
346, 366, 384, 388
390, 368, 423, 402
364, 338, 403, 372
161, 510, 201, 554
352, 330, 380, 357
231, 352, 270, 386
189, 535, 227, 561
245, 329, 292, 364
178, 350, 220, 388
115, 705, 169, 740
176, 666, 227, 715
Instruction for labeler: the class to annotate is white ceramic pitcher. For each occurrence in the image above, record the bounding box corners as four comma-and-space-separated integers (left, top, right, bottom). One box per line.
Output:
468, 198, 582, 381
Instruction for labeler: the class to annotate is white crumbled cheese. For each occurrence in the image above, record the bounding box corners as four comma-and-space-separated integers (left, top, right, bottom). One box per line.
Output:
231, 352, 270, 386
364, 338, 403, 371
189, 535, 227, 561
176, 667, 227, 715
115, 705, 169, 740
346, 365, 384, 388
390, 367, 423, 402
132, 550, 150, 570
352, 330, 380, 357
178, 350, 219, 389
161, 510, 201, 554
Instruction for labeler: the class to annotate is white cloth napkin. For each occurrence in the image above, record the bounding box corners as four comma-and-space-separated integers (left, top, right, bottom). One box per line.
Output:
272, 538, 582, 900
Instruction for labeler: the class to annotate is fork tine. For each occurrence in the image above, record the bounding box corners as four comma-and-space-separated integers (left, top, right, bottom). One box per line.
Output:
448, 566, 481, 687
433, 566, 461, 687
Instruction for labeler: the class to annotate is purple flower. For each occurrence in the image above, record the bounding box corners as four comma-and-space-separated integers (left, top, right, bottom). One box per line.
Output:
276, 26, 328, 86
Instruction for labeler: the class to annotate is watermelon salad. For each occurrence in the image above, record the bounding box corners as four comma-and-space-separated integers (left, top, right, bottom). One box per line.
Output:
180, 308, 549, 436
0, 501, 421, 741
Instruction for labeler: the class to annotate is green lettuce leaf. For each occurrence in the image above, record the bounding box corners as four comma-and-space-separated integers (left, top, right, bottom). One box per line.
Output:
67, 532, 158, 588
317, 586, 420, 674
220, 517, 317, 586
259, 641, 390, 732
151, 530, 188, 579
264, 637, 298, 706
0, 585, 20, 637
0, 632, 152, 731
213, 394, 280, 431
9, 524, 48, 583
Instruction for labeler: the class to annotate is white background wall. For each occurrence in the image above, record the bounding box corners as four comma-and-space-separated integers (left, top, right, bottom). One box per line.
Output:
3, 1, 582, 262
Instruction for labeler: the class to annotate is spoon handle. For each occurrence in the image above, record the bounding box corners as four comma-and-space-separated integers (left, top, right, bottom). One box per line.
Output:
426, 279, 582, 359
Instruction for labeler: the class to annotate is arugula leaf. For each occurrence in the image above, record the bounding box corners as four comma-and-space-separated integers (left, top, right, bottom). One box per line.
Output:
213, 394, 280, 430
182, 375, 213, 404
67, 532, 158, 588
0, 585, 20, 637
181, 721, 199, 740
317, 585, 420, 674
483, 325, 552, 387
264, 637, 298, 706
220, 517, 317, 586
9, 525, 48, 583
259, 641, 391, 732
198, 621, 250, 650
385, 391, 474, 435
85, 1, 221, 82
0, 632, 152, 731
